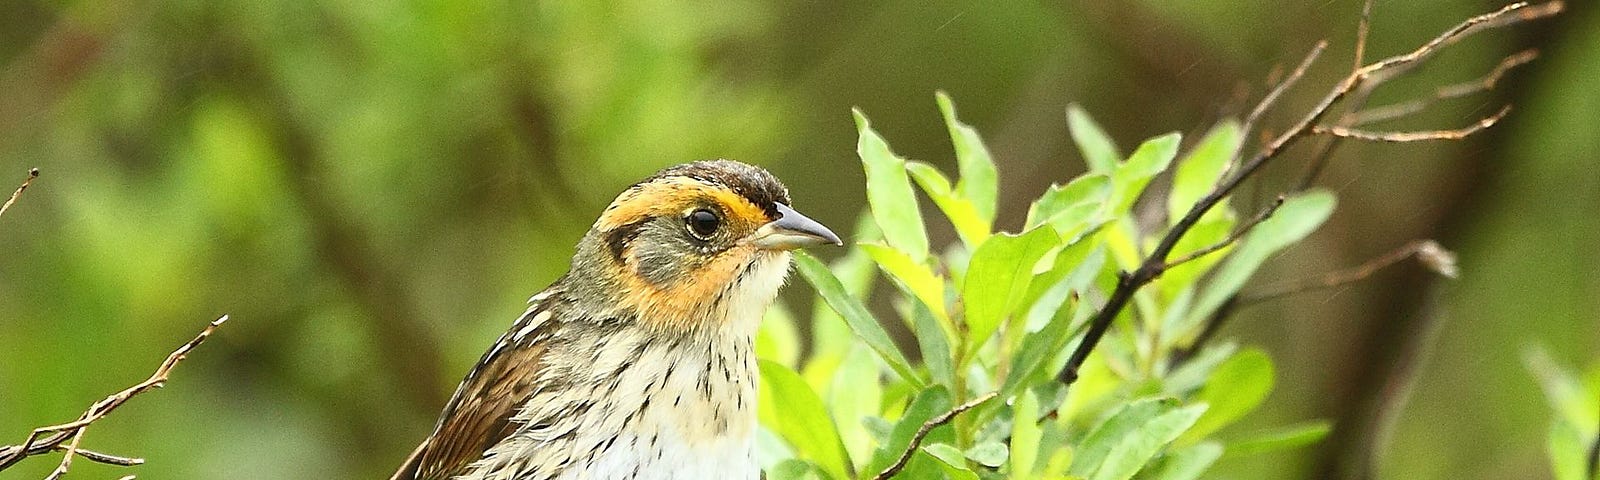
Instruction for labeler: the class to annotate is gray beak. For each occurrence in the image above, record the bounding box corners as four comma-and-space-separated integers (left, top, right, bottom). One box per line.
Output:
750, 203, 843, 250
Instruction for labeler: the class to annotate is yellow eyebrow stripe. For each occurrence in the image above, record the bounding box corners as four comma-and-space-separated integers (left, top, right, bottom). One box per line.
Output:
595, 177, 771, 232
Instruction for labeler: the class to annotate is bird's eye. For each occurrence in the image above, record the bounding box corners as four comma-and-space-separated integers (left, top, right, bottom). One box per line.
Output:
686, 208, 721, 239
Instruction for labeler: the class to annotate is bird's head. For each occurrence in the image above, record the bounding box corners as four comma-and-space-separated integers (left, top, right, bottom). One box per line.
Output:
566, 160, 841, 332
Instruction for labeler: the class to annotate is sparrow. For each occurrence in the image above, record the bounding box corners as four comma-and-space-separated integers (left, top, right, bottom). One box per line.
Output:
392, 160, 842, 480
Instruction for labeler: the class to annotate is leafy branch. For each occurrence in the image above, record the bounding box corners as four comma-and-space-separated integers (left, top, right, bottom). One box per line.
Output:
0, 316, 229, 478
1054, 0, 1564, 388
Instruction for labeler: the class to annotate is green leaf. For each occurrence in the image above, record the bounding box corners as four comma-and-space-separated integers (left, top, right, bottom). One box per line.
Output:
1149, 441, 1223, 480
922, 444, 982, 480
854, 109, 929, 260
1548, 419, 1588, 480
795, 252, 922, 386
1189, 190, 1337, 324
906, 161, 992, 247
1070, 398, 1169, 477
1162, 342, 1238, 396
1107, 133, 1181, 216
862, 243, 948, 322
1067, 105, 1121, 174
937, 92, 1000, 223
767, 459, 825, 480
1168, 120, 1242, 224
1072, 398, 1208, 480
865, 387, 955, 475
1026, 174, 1112, 231
809, 216, 880, 363
1222, 421, 1332, 458
1179, 349, 1274, 444
1524, 345, 1597, 429
756, 301, 802, 367
1011, 390, 1043, 480
965, 441, 1009, 468
759, 360, 853, 480
962, 227, 1061, 355
830, 346, 884, 469
910, 295, 956, 388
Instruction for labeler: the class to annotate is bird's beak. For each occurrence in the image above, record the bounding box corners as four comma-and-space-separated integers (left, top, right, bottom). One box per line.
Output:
750, 203, 843, 250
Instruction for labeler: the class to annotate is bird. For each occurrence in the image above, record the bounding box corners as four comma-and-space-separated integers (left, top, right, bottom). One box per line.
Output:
392, 160, 842, 480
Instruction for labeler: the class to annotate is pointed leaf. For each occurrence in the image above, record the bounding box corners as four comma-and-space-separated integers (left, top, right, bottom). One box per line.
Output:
854, 109, 930, 259
906, 161, 991, 246
796, 252, 922, 386
1068, 105, 1121, 173
1223, 421, 1333, 458
937, 92, 1000, 223
1108, 133, 1181, 215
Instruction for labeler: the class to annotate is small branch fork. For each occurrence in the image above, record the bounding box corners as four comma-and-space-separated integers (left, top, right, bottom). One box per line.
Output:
0, 315, 230, 478
872, 391, 999, 480
0, 168, 39, 219
1054, 1, 1563, 387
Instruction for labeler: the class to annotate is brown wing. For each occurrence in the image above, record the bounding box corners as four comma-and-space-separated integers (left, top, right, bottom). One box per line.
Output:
393, 304, 558, 480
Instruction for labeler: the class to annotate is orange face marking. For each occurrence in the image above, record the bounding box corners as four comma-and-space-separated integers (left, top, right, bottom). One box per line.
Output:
592, 176, 779, 330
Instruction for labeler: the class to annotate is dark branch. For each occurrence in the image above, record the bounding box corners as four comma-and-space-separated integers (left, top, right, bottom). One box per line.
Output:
0, 315, 229, 476
873, 391, 998, 480
1161, 195, 1285, 272
1055, 1, 1557, 387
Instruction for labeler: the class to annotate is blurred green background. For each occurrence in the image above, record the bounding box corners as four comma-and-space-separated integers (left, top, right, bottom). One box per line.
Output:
1, 1, 1595, 478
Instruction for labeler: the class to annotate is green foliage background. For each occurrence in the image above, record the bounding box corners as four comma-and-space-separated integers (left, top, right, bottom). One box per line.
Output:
0, 1, 1596, 479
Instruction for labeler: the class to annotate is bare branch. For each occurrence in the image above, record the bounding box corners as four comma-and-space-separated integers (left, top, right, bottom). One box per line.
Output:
1354, 49, 1538, 125
1353, 0, 1375, 70
1314, 105, 1511, 142
1241, 240, 1456, 305
0, 168, 39, 219
1056, 1, 1558, 387
873, 391, 998, 480
0, 315, 230, 475
1240, 42, 1327, 154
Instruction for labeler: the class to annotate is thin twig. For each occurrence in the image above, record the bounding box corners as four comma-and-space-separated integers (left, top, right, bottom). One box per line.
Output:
0, 168, 39, 219
1240, 240, 1456, 305
1314, 105, 1512, 142
1353, 0, 1374, 71
873, 391, 999, 480
1161, 195, 1286, 271
1353, 49, 1538, 125
0, 315, 229, 474
1055, 1, 1554, 387
52, 445, 142, 466
1240, 42, 1328, 157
